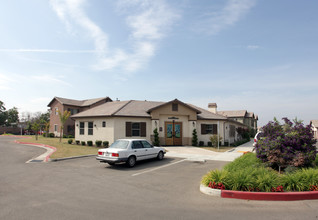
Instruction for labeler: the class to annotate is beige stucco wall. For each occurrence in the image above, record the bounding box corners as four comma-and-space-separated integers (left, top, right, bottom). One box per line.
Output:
74, 117, 115, 143
113, 117, 152, 143
196, 120, 225, 145
150, 103, 197, 121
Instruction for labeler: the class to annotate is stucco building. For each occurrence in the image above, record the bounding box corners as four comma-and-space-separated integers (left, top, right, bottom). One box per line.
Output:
71, 99, 247, 146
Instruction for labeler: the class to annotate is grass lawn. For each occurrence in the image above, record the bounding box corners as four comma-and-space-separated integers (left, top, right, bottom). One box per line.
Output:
198, 146, 234, 152
17, 136, 99, 159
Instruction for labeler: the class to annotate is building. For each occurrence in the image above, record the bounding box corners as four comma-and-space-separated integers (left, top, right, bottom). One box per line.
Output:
47, 96, 112, 137
218, 109, 258, 131
310, 120, 318, 139
71, 99, 247, 146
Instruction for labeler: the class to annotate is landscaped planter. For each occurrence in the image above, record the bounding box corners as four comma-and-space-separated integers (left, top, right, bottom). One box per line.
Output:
200, 184, 318, 201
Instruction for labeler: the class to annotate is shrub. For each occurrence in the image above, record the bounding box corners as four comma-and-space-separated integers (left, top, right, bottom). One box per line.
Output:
208, 142, 212, 147
75, 140, 80, 145
87, 141, 93, 146
153, 128, 160, 146
68, 139, 73, 144
199, 141, 204, 146
201, 169, 229, 187
63, 134, 67, 138
209, 135, 222, 147
103, 141, 109, 147
49, 133, 55, 138
192, 129, 198, 146
95, 140, 102, 147
255, 117, 317, 170
236, 127, 250, 140
81, 141, 86, 146
68, 135, 74, 139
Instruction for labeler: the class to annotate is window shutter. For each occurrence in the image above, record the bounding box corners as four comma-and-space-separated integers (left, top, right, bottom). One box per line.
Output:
126, 122, 132, 137
140, 122, 146, 137
201, 124, 206, 135
212, 124, 218, 134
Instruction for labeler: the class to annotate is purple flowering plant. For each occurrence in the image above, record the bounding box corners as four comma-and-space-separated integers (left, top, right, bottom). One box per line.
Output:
255, 117, 317, 170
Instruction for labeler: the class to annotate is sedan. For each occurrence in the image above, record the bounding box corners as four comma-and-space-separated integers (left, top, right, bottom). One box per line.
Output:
96, 139, 166, 167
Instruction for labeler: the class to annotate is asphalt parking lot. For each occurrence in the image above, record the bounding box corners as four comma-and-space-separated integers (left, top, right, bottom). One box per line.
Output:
1, 136, 318, 220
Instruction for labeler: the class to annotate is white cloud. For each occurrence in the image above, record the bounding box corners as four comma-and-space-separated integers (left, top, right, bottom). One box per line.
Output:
30, 97, 51, 104
50, 0, 179, 73
194, 0, 256, 35
0, 49, 96, 53
247, 45, 260, 50
31, 74, 72, 86
0, 73, 13, 90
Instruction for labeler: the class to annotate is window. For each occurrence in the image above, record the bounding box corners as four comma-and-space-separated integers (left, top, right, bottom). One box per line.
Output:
229, 125, 235, 137
132, 123, 140, 136
172, 103, 178, 111
54, 124, 58, 132
132, 141, 143, 149
126, 122, 146, 137
88, 122, 93, 135
141, 141, 153, 148
201, 124, 217, 135
55, 107, 58, 115
102, 121, 106, 127
80, 122, 85, 135
68, 108, 79, 115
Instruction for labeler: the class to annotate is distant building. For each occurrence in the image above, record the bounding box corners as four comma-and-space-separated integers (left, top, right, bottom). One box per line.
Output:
47, 96, 112, 137
217, 110, 258, 131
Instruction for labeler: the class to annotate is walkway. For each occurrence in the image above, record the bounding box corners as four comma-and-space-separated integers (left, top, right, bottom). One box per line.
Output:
165, 140, 254, 162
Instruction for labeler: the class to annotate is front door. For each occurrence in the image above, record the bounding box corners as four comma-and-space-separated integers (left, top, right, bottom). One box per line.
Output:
165, 122, 182, 146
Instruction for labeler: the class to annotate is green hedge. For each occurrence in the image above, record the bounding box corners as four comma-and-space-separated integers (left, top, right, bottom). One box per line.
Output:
202, 153, 318, 192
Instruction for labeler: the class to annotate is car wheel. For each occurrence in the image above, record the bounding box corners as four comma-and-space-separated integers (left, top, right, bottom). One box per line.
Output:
126, 156, 136, 167
157, 151, 164, 160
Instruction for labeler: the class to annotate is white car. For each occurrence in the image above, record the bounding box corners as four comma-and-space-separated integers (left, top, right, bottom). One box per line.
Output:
96, 139, 166, 167
253, 131, 263, 148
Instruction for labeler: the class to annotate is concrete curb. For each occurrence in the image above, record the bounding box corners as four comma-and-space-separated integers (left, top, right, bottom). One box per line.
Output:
14, 140, 56, 162
200, 184, 318, 201
50, 154, 96, 162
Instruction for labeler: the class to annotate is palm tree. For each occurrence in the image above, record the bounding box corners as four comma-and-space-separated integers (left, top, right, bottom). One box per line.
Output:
58, 110, 71, 143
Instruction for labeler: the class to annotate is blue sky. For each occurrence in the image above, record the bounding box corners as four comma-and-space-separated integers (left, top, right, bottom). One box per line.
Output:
0, 0, 318, 126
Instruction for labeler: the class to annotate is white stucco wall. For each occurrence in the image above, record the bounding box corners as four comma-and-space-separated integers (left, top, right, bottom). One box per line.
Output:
74, 117, 115, 143
196, 120, 225, 145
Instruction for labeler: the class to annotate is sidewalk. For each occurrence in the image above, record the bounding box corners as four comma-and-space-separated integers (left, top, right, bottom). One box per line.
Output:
165, 140, 254, 162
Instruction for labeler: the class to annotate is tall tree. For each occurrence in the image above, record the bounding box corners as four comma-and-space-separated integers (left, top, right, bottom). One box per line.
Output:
6, 107, 19, 126
58, 110, 71, 142
0, 101, 7, 125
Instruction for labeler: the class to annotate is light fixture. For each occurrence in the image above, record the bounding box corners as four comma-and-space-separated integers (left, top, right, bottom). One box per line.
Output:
76, 124, 79, 127
192, 121, 195, 127
155, 121, 157, 126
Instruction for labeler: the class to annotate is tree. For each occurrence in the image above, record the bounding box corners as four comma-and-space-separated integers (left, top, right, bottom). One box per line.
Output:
6, 107, 19, 126
192, 129, 198, 146
0, 101, 7, 125
44, 121, 50, 138
32, 122, 40, 140
255, 117, 317, 171
58, 110, 71, 142
152, 128, 160, 146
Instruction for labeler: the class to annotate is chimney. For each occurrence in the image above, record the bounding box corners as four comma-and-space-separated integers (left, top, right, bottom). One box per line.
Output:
208, 103, 217, 114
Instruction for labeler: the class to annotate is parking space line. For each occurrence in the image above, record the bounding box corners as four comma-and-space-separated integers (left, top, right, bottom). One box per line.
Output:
132, 159, 187, 177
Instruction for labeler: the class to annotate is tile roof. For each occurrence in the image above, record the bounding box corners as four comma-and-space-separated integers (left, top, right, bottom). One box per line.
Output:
48, 96, 111, 107
218, 110, 247, 118
246, 112, 254, 118
311, 120, 318, 128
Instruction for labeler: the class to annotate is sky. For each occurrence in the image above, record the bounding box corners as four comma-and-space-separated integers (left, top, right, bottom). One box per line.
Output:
0, 0, 318, 126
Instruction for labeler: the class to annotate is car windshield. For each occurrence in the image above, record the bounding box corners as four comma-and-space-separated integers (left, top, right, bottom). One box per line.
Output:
109, 140, 129, 149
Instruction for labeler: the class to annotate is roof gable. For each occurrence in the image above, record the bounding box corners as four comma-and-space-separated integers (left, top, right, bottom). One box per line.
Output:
147, 99, 201, 114
48, 96, 112, 107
